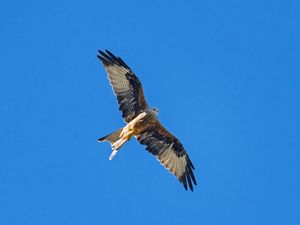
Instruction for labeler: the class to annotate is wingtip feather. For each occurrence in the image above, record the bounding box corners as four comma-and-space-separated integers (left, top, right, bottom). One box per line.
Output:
181, 175, 187, 191
186, 171, 194, 191
97, 54, 110, 66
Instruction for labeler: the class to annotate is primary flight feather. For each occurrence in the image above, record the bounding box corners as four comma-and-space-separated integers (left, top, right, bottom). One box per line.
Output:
97, 50, 197, 191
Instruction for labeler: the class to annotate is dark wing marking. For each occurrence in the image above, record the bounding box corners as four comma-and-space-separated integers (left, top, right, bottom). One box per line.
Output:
97, 50, 149, 123
136, 121, 197, 191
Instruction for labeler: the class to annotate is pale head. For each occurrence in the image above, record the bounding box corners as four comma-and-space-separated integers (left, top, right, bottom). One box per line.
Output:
152, 107, 159, 115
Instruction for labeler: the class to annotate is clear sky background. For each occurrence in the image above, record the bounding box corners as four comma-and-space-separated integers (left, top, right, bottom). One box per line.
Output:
0, 0, 299, 225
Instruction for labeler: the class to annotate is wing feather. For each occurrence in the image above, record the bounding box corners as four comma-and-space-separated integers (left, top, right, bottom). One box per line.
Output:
136, 121, 197, 191
97, 50, 148, 122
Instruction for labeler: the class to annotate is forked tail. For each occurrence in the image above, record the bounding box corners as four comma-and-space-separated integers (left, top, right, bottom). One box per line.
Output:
98, 128, 127, 160
98, 128, 123, 144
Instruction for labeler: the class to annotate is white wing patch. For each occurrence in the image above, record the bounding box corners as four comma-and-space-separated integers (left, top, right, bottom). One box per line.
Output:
157, 143, 187, 178
105, 66, 131, 93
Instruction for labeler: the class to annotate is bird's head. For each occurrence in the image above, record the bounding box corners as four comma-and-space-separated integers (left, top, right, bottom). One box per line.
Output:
152, 107, 159, 115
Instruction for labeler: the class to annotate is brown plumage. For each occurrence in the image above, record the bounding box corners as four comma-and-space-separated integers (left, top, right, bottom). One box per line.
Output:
97, 50, 197, 191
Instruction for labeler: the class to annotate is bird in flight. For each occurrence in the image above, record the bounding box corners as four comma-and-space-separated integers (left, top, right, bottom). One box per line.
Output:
97, 50, 197, 191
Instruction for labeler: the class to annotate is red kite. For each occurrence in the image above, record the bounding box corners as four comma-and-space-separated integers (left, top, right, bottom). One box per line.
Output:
97, 50, 197, 191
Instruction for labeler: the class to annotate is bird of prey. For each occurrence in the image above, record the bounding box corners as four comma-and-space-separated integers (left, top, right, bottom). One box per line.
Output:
97, 50, 197, 191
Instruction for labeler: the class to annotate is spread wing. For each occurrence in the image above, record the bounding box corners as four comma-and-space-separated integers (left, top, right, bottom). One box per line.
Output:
97, 50, 149, 123
136, 121, 197, 191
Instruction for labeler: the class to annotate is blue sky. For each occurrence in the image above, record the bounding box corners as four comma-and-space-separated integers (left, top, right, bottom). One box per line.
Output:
1, 0, 299, 224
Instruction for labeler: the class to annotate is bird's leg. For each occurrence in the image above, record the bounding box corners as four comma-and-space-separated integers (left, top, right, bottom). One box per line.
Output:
110, 138, 129, 160
109, 150, 118, 160
120, 123, 134, 138
109, 117, 143, 160
109, 124, 134, 160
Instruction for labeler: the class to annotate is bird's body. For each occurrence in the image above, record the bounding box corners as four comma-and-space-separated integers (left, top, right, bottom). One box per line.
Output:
120, 108, 157, 141
97, 50, 197, 191
100, 109, 157, 159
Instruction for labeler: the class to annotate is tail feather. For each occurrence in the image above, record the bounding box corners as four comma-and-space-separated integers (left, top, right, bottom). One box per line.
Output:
98, 128, 123, 143
99, 128, 127, 160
